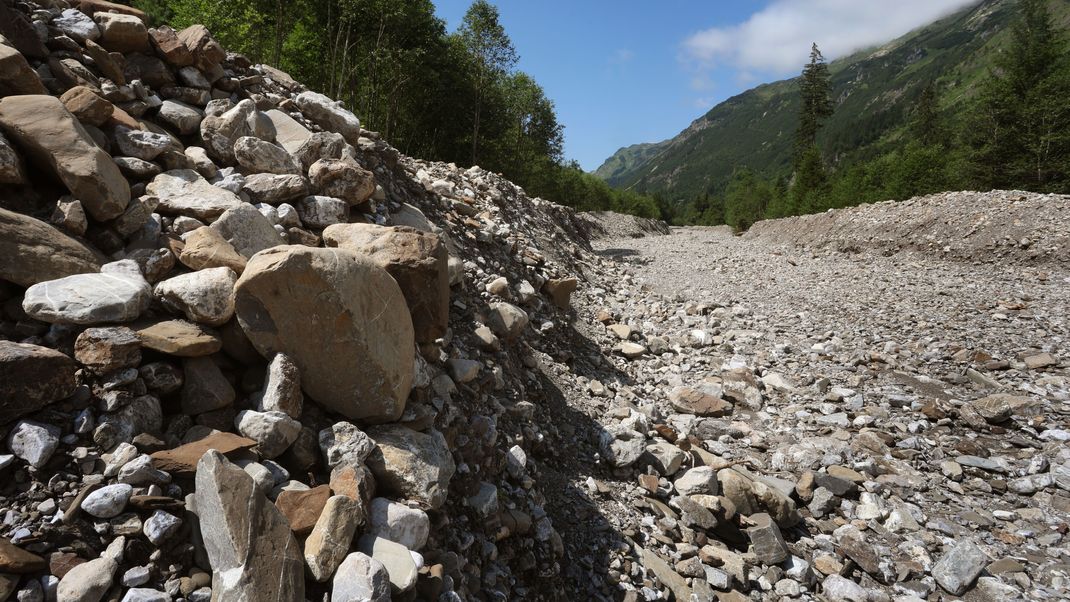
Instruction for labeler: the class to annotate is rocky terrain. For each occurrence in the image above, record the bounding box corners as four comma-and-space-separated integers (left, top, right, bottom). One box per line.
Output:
0, 1, 1067, 602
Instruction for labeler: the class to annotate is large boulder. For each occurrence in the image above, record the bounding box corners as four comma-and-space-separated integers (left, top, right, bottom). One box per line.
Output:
234, 246, 414, 422
208, 204, 283, 258
0, 208, 102, 287
194, 450, 304, 601
294, 92, 361, 143
22, 259, 152, 324
265, 109, 311, 154
323, 224, 449, 344
199, 100, 256, 164
0, 95, 129, 220
146, 169, 243, 222
0, 45, 47, 95
0, 342, 77, 425
365, 426, 455, 510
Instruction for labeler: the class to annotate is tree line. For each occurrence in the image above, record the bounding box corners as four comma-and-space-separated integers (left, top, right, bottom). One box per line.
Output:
129, 0, 662, 218
666, 0, 1070, 230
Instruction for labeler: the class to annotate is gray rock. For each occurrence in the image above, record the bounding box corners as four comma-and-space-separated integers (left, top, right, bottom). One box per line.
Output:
99, 395, 162, 442
643, 441, 685, 476
114, 127, 172, 161
157, 100, 203, 135
332, 552, 390, 602
932, 539, 989, 595
467, 481, 499, 519
295, 92, 361, 143
81, 484, 133, 518
209, 203, 284, 258
117, 454, 171, 486
235, 410, 301, 459
194, 450, 304, 601
142, 510, 182, 545
746, 513, 788, 564
147, 169, 243, 222
295, 195, 347, 229
22, 260, 151, 325
256, 353, 303, 418
599, 426, 646, 467
180, 357, 235, 415
365, 426, 455, 510
233, 136, 300, 175
366, 498, 430, 551
199, 99, 256, 164
154, 267, 236, 326
7, 421, 60, 468
53, 9, 100, 43
241, 173, 309, 205
119, 589, 170, 602
319, 422, 375, 470
0, 341, 78, 425
486, 302, 528, 340
674, 466, 719, 496
821, 574, 867, 602
356, 536, 417, 593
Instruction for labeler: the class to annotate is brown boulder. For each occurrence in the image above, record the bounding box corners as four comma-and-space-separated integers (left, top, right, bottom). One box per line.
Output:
275, 485, 331, 536
74, 326, 141, 374
135, 319, 222, 357
150, 431, 256, 477
234, 246, 414, 422
0, 208, 102, 287
149, 25, 194, 67
177, 25, 225, 72
60, 86, 114, 128
0, 95, 130, 220
75, 0, 148, 22
0, 341, 78, 425
543, 277, 578, 309
0, 44, 46, 95
0, 538, 46, 573
323, 224, 449, 344
669, 385, 733, 417
93, 11, 149, 53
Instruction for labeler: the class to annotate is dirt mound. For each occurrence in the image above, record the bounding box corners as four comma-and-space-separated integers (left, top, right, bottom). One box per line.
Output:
743, 190, 1070, 263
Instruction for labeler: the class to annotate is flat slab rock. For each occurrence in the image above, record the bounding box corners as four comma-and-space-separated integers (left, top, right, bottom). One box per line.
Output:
151, 432, 256, 477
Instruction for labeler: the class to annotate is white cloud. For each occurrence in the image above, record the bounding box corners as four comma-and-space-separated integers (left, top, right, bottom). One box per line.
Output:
682, 0, 978, 76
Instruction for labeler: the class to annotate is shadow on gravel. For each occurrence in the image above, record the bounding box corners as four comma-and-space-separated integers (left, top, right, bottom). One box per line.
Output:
594, 248, 642, 259
527, 317, 637, 601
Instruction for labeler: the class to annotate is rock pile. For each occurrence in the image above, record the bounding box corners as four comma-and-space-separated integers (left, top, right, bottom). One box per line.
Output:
0, 2, 592, 599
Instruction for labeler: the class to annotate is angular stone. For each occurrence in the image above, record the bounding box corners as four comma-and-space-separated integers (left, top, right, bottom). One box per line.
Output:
543, 277, 577, 309
257, 353, 303, 417
178, 226, 247, 274
241, 173, 310, 205
147, 169, 243, 222
235, 410, 301, 459
0, 538, 45, 573
599, 426, 646, 467
194, 450, 303, 601
149, 25, 194, 67
296, 195, 347, 229
674, 466, 720, 496
23, 260, 151, 324
93, 12, 148, 53
156, 99, 202, 135
304, 495, 362, 582
74, 326, 141, 374
53, 9, 100, 43
0, 341, 78, 425
265, 109, 311, 154
932, 539, 989, 595
309, 159, 375, 205
332, 552, 390, 602
81, 484, 132, 519
234, 246, 414, 422
365, 426, 455, 510
320, 422, 375, 470
150, 432, 256, 477
275, 485, 330, 537
99, 395, 161, 443
0, 208, 101, 287
180, 357, 235, 415
114, 126, 172, 161
669, 385, 733, 417
7, 420, 60, 468
59, 86, 113, 127
0, 131, 25, 184
486, 302, 528, 341
821, 574, 868, 602
718, 469, 758, 516
176, 25, 225, 72
746, 513, 788, 564
154, 267, 237, 326
295, 92, 361, 143
0, 45, 46, 96
234, 136, 300, 175
0, 95, 130, 220
323, 224, 449, 343
640, 548, 691, 602
356, 536, 417, 593
366, 498, 430, 551
135, 319, 222, 357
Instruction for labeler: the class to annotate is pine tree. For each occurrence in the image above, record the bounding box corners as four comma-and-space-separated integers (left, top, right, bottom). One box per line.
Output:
911, 80, 944, 147
967, 0, 1070, 191
794, 43, 833, 166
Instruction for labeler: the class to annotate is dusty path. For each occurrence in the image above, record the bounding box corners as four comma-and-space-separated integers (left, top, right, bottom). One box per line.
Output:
564, 222, 1070, 600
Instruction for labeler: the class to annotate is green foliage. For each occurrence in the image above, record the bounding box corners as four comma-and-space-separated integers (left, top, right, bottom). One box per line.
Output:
147, 0, 659, 218
795, 43, 833, 165
965, 0, 1070, 191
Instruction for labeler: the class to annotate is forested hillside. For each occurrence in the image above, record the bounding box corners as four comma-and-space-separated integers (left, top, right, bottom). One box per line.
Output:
596, 0, 1070, 228
128, 0, 663, 217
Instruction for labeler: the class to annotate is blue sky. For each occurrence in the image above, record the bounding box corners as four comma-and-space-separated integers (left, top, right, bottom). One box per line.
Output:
431, 0, 976, 171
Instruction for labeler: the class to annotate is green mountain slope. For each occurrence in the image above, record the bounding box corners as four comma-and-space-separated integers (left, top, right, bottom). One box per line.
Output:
595, 0, 1070, 202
